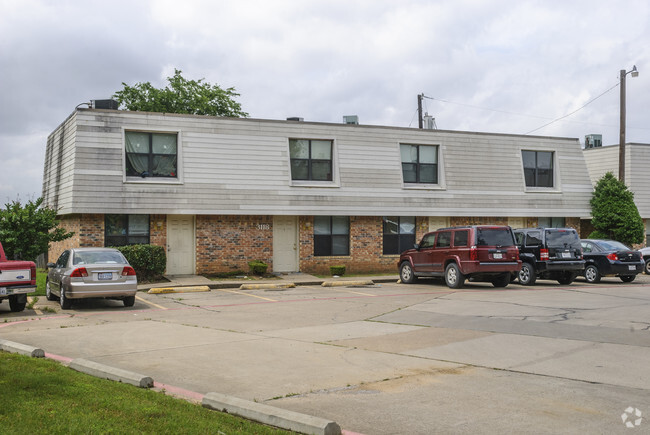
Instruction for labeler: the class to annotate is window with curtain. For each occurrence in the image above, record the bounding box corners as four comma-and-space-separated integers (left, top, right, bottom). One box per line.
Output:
313, 216, 349, 256
105, 215, 150, 246
382, 216, 416, 255
400, 144, 438, 184
125, 131, 178, 178
522, 150, 554, 187
289, 139, 333, 181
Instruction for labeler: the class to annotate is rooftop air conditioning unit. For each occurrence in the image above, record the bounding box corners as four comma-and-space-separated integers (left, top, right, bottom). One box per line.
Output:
585, 134, 603, 149
92, 99, 119, 110
343, 115, 359, 125
287, 117, 304, 122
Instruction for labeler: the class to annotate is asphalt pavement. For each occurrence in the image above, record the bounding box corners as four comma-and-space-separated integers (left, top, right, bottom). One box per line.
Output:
2, 273, 650, 434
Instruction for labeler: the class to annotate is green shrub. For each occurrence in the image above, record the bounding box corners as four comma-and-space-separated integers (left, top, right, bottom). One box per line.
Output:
115, 244, 166, 282
248, 260, 268, 275
330, 265, 346, 276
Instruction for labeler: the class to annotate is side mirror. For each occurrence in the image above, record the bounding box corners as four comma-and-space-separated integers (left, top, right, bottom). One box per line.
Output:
47, 263, 56, 269
413, 244, 420, 250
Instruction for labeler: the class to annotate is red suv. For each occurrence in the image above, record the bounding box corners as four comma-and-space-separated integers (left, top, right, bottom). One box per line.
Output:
399, 225, 521, 288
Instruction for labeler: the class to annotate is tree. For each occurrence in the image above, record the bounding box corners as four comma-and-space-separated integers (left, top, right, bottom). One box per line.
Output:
113, 69, 248, 117
0, 198, 74, 262
589, 172, 644, 246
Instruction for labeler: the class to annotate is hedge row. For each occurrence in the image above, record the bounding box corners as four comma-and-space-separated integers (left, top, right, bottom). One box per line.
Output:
114, 244, 166, 282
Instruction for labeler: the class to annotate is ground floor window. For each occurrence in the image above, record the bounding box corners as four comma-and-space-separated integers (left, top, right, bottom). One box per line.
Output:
383, 216, 416, 255
538, 217, 565, 228
105, 215, 150, 246
314, 216, 349, 256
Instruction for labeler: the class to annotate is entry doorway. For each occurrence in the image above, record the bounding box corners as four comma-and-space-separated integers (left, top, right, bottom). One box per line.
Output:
273, 216, 298, 272
167, 215, 195, 275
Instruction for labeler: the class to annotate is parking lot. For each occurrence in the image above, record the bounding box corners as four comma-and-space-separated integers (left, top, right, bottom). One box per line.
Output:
2, 275, 650, 434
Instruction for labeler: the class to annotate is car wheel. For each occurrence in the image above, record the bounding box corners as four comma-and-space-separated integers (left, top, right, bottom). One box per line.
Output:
59, 286, 72, 310
444, 263, 465, 289
491, 273, 510, 288
518, 263, 536, 286
9, 295, 26, 312
400, 262, 417, 284
584, 264, 601, 284
45, 280, 58, 301
620, 275, 636, 283
123, 295, 136, 307
645, 259, 650, 275
557, 272, 577, 285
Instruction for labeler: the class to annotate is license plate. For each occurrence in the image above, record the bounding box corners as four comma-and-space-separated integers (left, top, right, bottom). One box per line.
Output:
493, 253, 503, 259
0, 287, 6, 296
629, 265, 636, 271
561, 252, 571, 258
98, 272, 112, 280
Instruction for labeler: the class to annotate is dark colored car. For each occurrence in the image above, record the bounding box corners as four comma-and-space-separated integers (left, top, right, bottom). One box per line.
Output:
640, 247, 650, 275
398, 225, 521, 289
513, 228, 585, 285
580, 239, 644, 283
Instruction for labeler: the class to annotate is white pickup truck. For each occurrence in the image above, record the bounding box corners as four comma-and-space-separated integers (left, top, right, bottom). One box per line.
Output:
0, 241, 36, 312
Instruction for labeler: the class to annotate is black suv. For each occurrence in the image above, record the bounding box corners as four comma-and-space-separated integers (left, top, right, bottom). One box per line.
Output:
399, 225, 521, 289
513, 228, 585, 285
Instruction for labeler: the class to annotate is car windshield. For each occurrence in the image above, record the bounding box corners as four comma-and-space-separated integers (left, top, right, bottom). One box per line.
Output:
72, 251, 126, 265
545, 230, 580, 248
595, 240, 630, 251
476, 228, 514, 247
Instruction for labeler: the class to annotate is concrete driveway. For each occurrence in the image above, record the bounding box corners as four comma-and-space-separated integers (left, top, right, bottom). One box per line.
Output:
2, 275, 650, 434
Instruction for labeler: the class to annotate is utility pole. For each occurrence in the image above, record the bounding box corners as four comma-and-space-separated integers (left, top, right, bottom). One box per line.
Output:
417, 93, 423, 129
619, 68, 627, 182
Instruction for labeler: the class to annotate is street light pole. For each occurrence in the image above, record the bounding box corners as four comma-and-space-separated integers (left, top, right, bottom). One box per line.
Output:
619, 65, 639, 183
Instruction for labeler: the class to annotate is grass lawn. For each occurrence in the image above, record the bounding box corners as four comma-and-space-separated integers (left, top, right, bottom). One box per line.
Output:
0, 352, 291, 434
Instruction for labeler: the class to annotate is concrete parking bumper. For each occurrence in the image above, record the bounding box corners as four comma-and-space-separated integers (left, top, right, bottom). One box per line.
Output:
203, 392, 341, 435
69, 358, 154, 388
0, 339, 44, 358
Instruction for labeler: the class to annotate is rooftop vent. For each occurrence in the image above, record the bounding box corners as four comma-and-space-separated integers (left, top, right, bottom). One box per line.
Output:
92, 99, 119, 110
343, 115, 359, 125
585, 134, 603, 149
287, 117, 304, 122
423, 114, 437, 130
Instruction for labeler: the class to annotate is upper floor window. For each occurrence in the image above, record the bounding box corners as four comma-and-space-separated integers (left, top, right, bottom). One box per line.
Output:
105, 215, 150, 246
383, 216, 416, 255
522, 150, 553, 188
126, 131, 178, 178
290, 139, 333, 181
400, 144, 438, 184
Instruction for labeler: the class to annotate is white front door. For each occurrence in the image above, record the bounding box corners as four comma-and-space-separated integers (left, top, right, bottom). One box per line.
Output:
273, 216, 298, 272
167, 215, 195, 275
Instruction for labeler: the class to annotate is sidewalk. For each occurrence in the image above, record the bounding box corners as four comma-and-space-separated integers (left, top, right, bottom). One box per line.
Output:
137, 272, 400, 291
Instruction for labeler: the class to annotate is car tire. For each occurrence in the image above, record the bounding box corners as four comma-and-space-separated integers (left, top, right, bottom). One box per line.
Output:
518, 262, 536, 286
620, 275, 636, 283
9, 295, 26, 312
123, 295, 136, 307
400, 262, 417, 284
645, 259, 650, 275
445, 263, 465, 289
584, 264, 601, 284
45, 280, 58, 301
491, 273, 510, 288
557, 272, 577, 285
59, 286, 72, 310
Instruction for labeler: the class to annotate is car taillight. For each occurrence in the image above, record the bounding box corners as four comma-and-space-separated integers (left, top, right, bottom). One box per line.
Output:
70, 267, 88, 278
514, 248, 520, 261
540, 249, 549, 261
122, 266, 136, 276
470, 246, 478, 261
607, 252, 618, 261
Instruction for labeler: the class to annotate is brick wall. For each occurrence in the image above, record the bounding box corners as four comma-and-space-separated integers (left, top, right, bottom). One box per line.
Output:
196, 215, 273, 274
48, 214, 103, 262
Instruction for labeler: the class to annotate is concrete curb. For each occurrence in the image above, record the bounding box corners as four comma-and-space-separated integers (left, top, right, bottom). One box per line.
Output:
0, 339, 45, 358
148, 285, 210, 294
321, 280, 374, 287
202, 392, 341, 435
69, 358, 154, 388
239, 283, 297, 290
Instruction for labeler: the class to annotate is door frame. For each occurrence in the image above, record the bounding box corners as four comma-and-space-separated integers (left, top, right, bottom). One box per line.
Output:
166, 215, 196, 275
273, 216, 299, 273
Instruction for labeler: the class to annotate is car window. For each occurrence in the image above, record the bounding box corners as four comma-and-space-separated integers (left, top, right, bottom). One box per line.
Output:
476, 228, 514, 247
73, 251, 127, 265
56, 250, 70, 268
596, 240, 630, 251
420, 234, 435, 249
435, 231, 451, 248
525, 231, 542, 246
581, 241, 593, 253
545, 229, 580, 249
454, 230, 469, 247
514, 232, 524, 245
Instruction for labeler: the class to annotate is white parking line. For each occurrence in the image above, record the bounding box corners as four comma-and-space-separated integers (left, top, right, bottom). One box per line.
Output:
136, 295, 168, 310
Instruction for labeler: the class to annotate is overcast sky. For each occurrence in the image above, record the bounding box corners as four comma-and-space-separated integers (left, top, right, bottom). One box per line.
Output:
1, 0, 648, 203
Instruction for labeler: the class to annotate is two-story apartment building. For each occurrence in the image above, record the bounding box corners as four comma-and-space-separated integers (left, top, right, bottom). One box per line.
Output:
583, 142, 650, 242
43, 108, 594, 275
